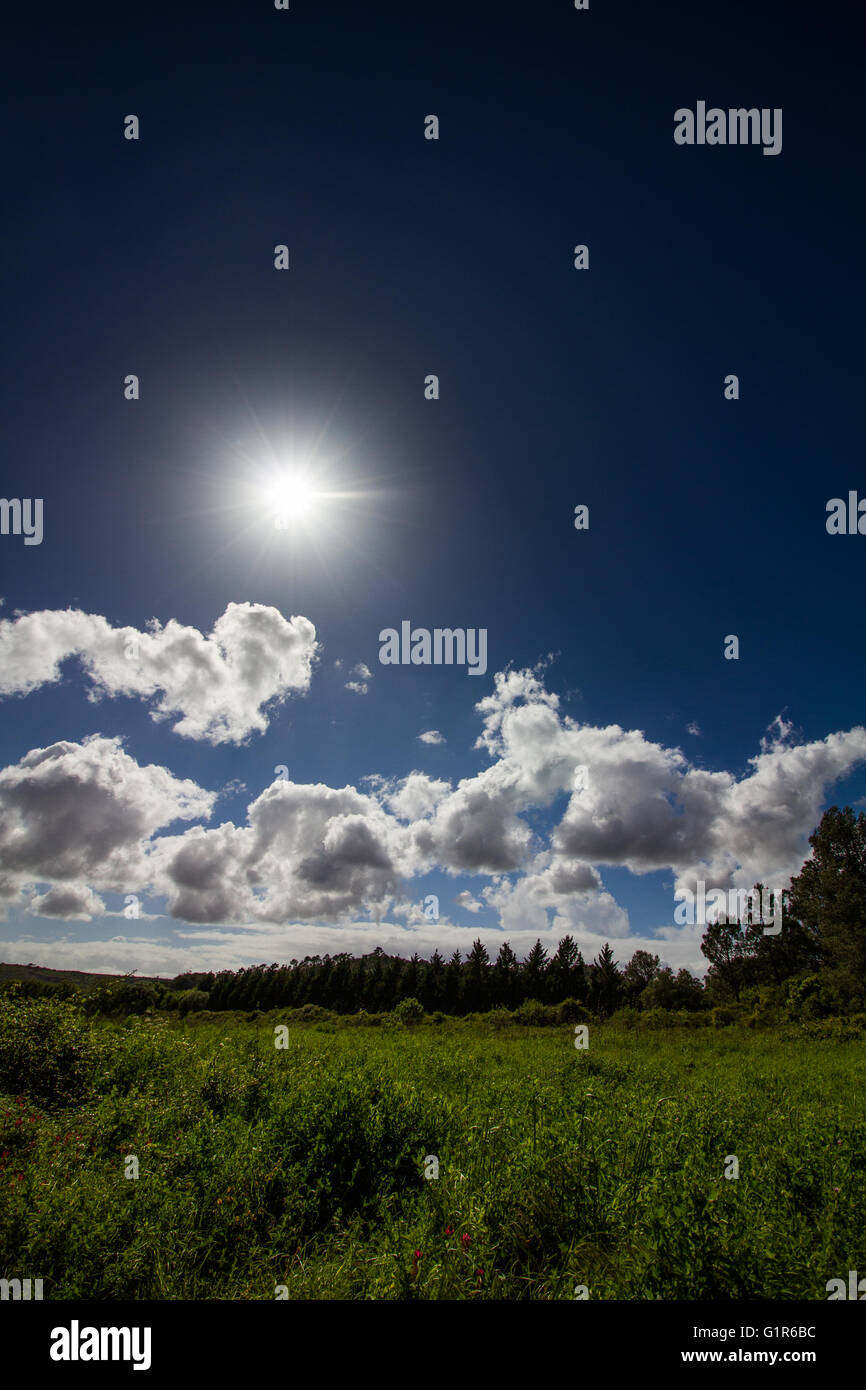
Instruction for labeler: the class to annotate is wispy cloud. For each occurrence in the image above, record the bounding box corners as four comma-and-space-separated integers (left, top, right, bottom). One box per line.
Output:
345, 662, 372, 695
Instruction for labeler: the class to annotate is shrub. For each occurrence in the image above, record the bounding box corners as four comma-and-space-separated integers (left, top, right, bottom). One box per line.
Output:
0, 993, 99, 1105
710, 1006, 739, 1027
294, 1004, 331, 1024
787, 971, 865, 1021
84, 979, 168, 1017
177, 989, 210, 1017
608, 1006, 640, 1029
557, 998, 590, 1025
394, 996, 425, 1026
513, 999, 558, 1027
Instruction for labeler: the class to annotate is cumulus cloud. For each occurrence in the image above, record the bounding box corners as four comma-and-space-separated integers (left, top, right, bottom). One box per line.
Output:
418, 730, 445, 745
26, 883, 106, 921
687, 721, 701, 736
0, 735, 214, 918
0, 603, 319, 744
382, 772, 451, 822
480, 854, 627, 940
4, 664, 866, 970
150, 779, 413, 925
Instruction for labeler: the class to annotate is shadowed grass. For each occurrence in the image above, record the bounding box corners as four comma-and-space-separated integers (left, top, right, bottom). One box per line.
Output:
0, 994, 864, 1299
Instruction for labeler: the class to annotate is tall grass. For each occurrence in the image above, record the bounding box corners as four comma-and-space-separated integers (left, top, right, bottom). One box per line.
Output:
1, 994, 864, 1299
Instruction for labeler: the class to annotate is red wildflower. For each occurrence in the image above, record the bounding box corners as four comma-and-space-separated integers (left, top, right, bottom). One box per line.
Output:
461, 1233, 471, 1248
445, 1225, 453, 1235
414, 1249, 423, 1260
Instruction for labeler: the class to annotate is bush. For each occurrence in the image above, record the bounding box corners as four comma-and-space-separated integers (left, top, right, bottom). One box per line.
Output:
177, 989, 210, 1017
786, 971, 865, 1021
84, 979, 168, 1017
394, 996, 425, 1026
557, 998, 590, 1025
293, 1004, 331, 1024
710, 1006, 739, 1027
513, 999, 558, 1027
0, 993, 99, 1105
0, 977, 77, 1001
608, 1006, 640, 1029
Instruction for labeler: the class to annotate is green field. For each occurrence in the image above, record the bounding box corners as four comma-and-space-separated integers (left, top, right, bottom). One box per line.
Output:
1, 993, 864, 1300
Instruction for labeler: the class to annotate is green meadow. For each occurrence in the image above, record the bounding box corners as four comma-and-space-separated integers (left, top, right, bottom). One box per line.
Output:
1, 993, 864, 1300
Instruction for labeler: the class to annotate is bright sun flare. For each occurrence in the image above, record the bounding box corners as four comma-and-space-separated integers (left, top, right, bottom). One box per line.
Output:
265, 474, 318, 522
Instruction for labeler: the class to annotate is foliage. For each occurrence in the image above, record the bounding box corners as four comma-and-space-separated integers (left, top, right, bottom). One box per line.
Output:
0, 993, 100, 1105
1, 999, 864, 1299
393, 996, 425, 1026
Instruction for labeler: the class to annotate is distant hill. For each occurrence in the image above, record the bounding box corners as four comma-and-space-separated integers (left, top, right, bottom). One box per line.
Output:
0, 962, 164, 992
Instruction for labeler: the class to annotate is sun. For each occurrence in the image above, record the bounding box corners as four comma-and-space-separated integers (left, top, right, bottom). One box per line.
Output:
264, 473, 319, 526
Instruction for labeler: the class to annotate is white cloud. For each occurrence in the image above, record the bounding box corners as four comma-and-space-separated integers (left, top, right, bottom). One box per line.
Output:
455, 890, 483, 913
4, 662, 866, 974
383, 771, 451, 822
687, 721, 701, 736
418, 730, 445, 745
150, 779, 413, 925
344, 661, 372, 695
26, 883, 106, 921
0, 603, 319, 745
0, 735, 214, 918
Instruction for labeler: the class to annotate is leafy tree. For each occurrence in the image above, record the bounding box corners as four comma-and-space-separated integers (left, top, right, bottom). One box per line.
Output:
178, 988, 210, 1016
788, 807, 866, 981
700, 920, 752, 1002
622, 950, 660, 1005
640, 967, 704, 1012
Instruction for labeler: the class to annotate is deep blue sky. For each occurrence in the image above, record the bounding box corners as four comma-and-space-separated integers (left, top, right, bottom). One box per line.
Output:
1, 0, 863, 978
